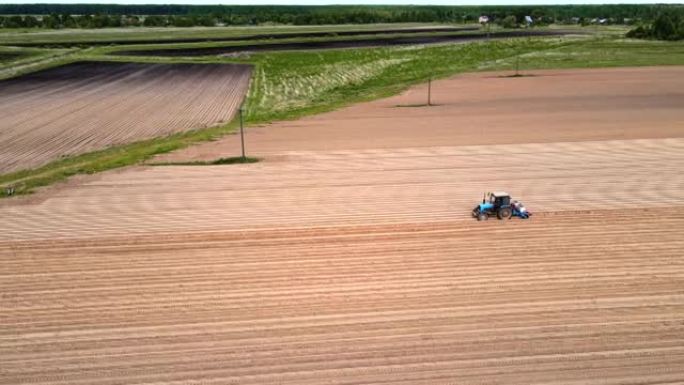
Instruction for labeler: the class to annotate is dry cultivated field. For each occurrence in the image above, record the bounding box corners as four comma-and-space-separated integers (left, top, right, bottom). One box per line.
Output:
161, 66, 684, 159
1, 66, 684, 384
0, 61, 251, 173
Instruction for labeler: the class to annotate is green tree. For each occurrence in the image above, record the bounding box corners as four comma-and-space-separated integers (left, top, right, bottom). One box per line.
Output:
62, 14, 77, 28
108, 15, 122, 27
500, 15, 518, 28
6, 15, 25, 28
626, 25, 649, 38
90, 13, 105, 28
169, 16, 195, 27
78, 14, 93, 28
23, 15, 40, 28
1, 4, 684, 29
653, 13, 677, 40
42, 14, 61, 28
123, 15, 140, 27
626, 9, 683, 41
197, 15, 215, 26
531, 9, 545, 20
143, 15, 166, 27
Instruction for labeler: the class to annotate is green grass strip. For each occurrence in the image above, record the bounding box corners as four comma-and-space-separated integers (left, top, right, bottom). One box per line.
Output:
0, 120, 240, 197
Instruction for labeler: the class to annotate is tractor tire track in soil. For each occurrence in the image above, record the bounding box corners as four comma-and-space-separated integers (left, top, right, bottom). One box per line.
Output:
1, 207, 684, 384
0, 61, 252, 174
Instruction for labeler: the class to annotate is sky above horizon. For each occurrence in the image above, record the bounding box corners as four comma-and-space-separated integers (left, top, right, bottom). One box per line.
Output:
2, 0, 682, 4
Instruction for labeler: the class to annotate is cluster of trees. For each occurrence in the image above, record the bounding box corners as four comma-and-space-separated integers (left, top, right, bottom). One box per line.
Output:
0, 14, 225, 28
0, 4, 681, 29
627, 10, 684, 41
0, 14, 138, 28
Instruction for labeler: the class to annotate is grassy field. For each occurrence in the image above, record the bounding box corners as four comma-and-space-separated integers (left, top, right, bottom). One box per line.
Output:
483, 38, 684, 70
0, 46, 46, 63
0, 24, 488, 79
238, 37, 684, 123
0, 46, 80, 80
1, 26, 683, 197
0, 49, 22, 62
240, 38, 565, 122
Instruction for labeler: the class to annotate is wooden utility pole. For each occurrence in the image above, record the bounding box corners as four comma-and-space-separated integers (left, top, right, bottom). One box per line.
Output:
239, 107, 246, 160
427, 77, 432, 106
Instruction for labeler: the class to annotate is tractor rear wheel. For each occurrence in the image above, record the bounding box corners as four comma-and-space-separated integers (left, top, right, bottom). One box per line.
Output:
497, 207, 512, 220
477, 213, 488, 221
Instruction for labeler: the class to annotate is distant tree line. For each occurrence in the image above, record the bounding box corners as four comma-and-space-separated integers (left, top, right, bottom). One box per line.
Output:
627, 9, 684, 41
0, 4, 682, 29
0, 14, 218, 29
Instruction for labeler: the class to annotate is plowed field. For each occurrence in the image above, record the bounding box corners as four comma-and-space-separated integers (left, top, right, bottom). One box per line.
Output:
13, 26, 477, 47
0, 61, 251, 174
1, 66, 684, 384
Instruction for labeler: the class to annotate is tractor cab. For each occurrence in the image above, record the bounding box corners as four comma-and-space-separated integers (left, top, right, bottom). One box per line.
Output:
473, 191, 513, 221
489, 192, 511, 208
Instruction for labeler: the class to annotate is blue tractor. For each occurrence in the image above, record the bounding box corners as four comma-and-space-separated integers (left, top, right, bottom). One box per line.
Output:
472, 192, 531, 221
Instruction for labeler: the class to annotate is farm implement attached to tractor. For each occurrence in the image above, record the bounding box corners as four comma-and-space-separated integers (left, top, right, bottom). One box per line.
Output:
472, 192, 531, 221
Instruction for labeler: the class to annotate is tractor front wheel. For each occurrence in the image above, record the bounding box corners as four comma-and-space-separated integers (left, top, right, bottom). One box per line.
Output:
497, 207, 512, 220
477, 213, 488, 221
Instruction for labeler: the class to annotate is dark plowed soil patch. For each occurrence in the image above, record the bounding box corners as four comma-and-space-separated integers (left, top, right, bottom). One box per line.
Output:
11, 26, 478, 47
0, 61, 252, 173
113, 30, 570, 57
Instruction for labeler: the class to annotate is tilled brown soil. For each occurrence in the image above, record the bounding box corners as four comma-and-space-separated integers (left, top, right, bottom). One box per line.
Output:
0, 61, 251, 174
2, 207, 684, 384
159, 66, 684, 162
113, 30, 569, 57
3, 137, 684, 239
1, 66, 683, 384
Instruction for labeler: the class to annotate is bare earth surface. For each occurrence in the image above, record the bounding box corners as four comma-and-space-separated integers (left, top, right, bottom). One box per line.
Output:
0, 61, 251, 174
1, 66, 684, 384
158, 66, 684, 162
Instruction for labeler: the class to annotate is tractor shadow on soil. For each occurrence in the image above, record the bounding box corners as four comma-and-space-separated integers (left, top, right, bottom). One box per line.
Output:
392, 103, 443, 108
495, 73, 539, 78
